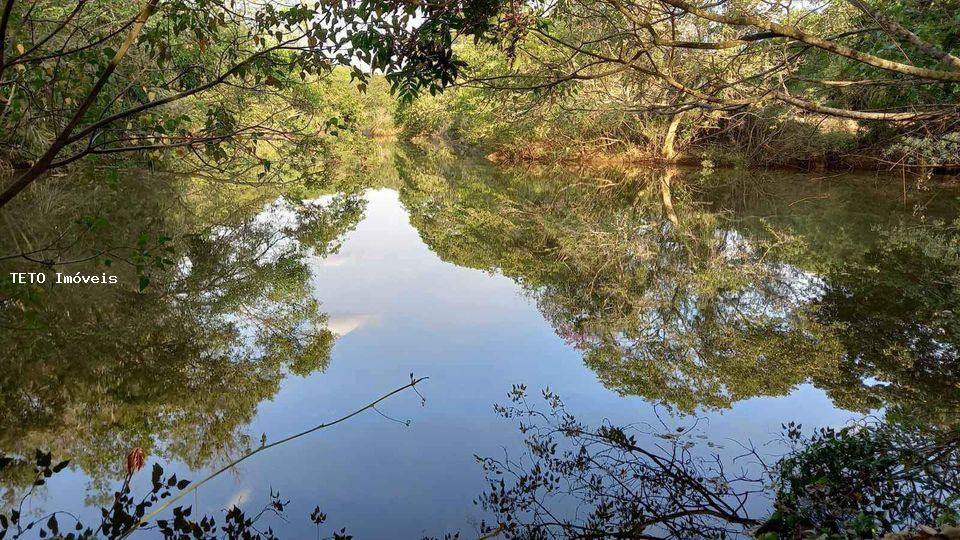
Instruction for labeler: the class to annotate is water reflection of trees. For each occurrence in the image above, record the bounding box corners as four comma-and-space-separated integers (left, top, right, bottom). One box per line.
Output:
813, 221, 960, 428
396, 147, 960, 424
476, 387, 960, 539
0, 174, 365, 494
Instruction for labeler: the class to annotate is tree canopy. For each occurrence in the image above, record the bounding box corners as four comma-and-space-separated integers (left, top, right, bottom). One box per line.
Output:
0, 0, 499, 207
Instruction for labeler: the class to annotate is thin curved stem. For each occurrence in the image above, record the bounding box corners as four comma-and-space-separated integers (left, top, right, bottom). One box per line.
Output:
118, 376, 429, 539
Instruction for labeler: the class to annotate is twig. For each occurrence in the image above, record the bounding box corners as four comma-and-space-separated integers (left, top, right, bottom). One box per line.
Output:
119, 376, 429, 539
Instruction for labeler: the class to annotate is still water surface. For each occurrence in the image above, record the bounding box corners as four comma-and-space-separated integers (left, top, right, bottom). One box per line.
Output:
3, 151, 959, 537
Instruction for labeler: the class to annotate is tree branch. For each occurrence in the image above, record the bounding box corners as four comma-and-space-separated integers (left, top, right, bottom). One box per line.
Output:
845, 0, 960, 70
0, 0, 158, 209
118, 376, 429, 539
652, 0, 960, 81
0, 0, 15, 82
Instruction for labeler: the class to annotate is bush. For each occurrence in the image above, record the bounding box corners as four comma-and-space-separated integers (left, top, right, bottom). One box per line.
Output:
765, 422, 960, 538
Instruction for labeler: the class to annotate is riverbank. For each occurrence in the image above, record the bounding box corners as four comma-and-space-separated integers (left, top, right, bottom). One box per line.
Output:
403, 135, 960, 182
395, 80, 959, 178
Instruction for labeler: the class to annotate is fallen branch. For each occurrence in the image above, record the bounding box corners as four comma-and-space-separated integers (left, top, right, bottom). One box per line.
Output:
118, 375, 429, 539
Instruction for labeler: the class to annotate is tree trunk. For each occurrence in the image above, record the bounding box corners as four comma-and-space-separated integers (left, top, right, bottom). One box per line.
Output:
661, 112, 684, 162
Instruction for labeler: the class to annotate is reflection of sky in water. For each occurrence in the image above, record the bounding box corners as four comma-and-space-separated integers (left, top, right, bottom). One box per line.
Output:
32, 189, 863, 538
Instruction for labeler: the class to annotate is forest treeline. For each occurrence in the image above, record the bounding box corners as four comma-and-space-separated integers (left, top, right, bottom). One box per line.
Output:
2, 0, 958, 200
394, 0, 960, 173
0, 0, 491, 209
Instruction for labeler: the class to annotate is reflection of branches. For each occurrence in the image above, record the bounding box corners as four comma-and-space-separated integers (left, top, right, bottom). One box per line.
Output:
0, 377, 427, 539
812, 219, 960, 427
122, 375, 429, 538
477, 386, 960, 539
476, 385, 765, 539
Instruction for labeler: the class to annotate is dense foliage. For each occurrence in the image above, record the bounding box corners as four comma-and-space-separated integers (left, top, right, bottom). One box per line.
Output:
769, 423, 960, 537
396, 0, 960, 171
0, 0, 500, 207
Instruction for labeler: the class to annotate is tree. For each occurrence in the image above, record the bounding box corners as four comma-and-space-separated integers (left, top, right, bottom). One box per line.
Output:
471, 0, 960, 115
0, 0, 495, 208
395, 0, 960, 165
